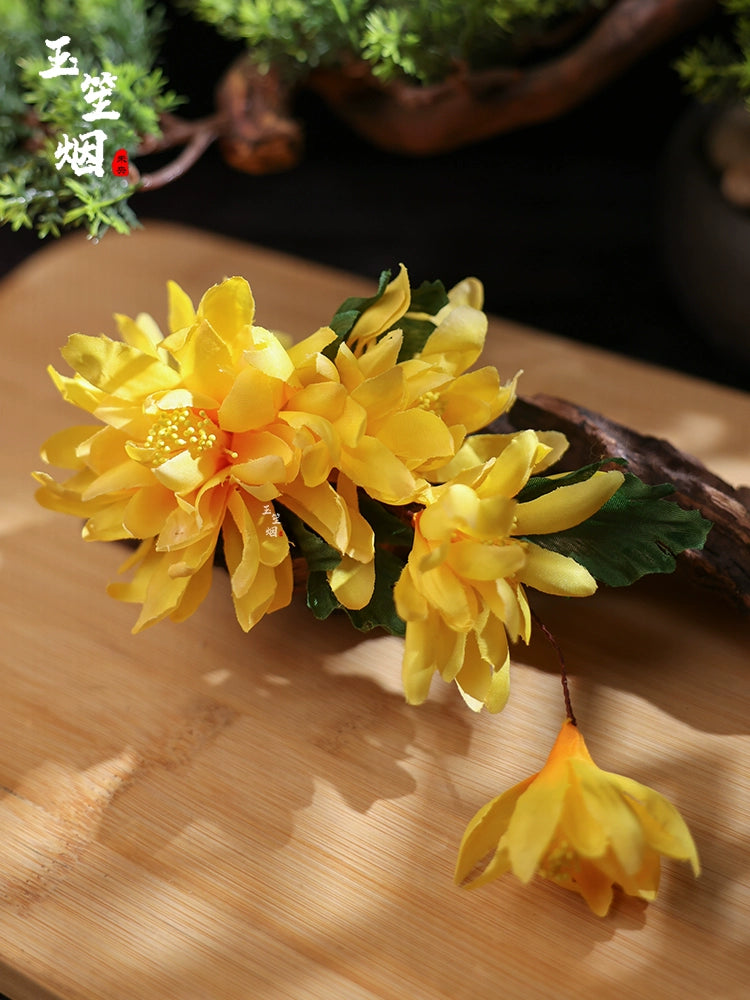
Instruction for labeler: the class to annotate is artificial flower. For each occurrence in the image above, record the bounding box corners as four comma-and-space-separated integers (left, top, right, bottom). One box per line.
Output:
394, 430, 624, 710
455, 720, 700, 915
34, 276, 374, 631
33, 269, 518, 631
329, 268, 518, 504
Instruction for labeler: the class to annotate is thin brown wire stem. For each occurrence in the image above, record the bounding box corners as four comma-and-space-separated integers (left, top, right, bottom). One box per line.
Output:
137, 123, 218, 191
531, 610, 577, 726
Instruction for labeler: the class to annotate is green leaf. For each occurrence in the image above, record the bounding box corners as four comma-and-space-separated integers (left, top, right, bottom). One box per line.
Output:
357, 491, 414, 548
278, 507, 342, 573
279, 492, 410, 636
408, 278, 449, 316
306, 569, 343, 621
323, 267, 392, 359
344, 546, 407, 636
305, 548, 407, 637
524, 472, 713, 587
395, 316, 437, 362
517, 458, 626, 503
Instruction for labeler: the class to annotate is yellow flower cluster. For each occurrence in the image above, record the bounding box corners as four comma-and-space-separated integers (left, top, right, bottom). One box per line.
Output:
35, 265, 701, 917
34, 266, 515, 633
456, 720, 700, 915
394, 432, 623, 711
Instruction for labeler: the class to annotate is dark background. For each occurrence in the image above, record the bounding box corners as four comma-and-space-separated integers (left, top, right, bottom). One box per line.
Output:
3, 3, 749, 392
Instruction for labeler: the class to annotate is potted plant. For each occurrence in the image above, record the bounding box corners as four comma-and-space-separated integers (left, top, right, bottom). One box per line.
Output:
663, 0, 750, 367
1, 0, 720, 239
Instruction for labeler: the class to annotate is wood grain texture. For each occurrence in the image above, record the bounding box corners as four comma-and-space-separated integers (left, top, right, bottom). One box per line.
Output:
0, 222, 748, 1000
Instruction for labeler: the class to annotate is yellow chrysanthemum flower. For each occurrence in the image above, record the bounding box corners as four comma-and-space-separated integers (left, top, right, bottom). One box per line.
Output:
34, 270, 517, 631
455, 720, 700, 915
290, 268, 517, 608
34, 276, 374, 631
394, 430, 624, 711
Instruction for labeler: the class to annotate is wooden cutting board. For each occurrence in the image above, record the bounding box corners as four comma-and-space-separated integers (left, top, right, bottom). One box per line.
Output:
1, 222, 748, 1000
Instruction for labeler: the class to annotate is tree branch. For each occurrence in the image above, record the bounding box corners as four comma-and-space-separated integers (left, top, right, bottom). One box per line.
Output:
307, 0, 717, 155
499, 394, 750, 612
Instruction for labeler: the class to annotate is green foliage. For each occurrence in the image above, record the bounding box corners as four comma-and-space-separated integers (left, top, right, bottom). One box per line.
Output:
676, 0, 750, 104
0, 0, 183, 239
183, 0, 604, 84
325, 266, 392, 353
522, 471, 712, 588
325, 267, 450, 363
280, 495, 412, 637
183, 0, 370, 78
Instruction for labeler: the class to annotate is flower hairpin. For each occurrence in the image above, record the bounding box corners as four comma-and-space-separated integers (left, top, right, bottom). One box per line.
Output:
34, 265, 710, 913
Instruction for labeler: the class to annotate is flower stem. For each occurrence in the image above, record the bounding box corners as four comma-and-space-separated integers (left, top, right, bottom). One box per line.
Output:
532, 611, 576, 726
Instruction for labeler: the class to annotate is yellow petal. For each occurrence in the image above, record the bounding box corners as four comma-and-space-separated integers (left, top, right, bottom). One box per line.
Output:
437, 367, 515, 434
573, 859, 616, 916
244, 325, 296, 381
377, 408, 455, 470
505, 770, 568, 883
341, 436, 420, 504
48, 366, 103, 414
114, 312, 164, 357
286, 381, 347, 420
123, 484, 176, 537
175, 318, 239, 400
454, 627, 510, 713
455, 775, 536, 887
419, 303, 487, 374
167, 279, 196, 333
478, 430, 540, 500
401, 615, 466, 705
514, 469, 625, 535
282, 479, 350, 553
287, 326, 338, 368
223, 491, 261, 598
446, 539, 525, 581
40, 425, 97, 469
356, 328, 403, 379
61, 334, 180, 399
519, 543, 596, 596
610, 773, 700, 876
565, 760, 645, 874
218, 365, 285, 432
393, 564, 429, 621
151, 449, 213, 494
169, 556, 214, 623
349, 264, 410, 352
336, 472, 374, 562
329, 554, 375, 610
196, 276, 254, 357
350, 365, 405, 425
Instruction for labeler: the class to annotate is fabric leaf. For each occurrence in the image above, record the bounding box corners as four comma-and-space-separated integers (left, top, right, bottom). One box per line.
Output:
324, 268, 392, 358
523, 472, 712, 587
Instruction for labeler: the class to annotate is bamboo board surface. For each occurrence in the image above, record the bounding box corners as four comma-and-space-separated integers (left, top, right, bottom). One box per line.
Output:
0, 222, 748, 1000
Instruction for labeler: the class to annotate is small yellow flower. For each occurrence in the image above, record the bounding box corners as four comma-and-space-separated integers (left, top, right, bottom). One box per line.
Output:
394, 430, 624, 711
455, 720, 700, 915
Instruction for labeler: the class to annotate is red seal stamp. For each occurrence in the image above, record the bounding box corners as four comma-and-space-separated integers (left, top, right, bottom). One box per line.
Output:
111, 148, 129, 177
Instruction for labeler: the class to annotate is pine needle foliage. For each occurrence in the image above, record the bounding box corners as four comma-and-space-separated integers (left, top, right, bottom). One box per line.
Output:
184, 0, 603, 84
0, 0, 182, 239
676, 0, 750, 104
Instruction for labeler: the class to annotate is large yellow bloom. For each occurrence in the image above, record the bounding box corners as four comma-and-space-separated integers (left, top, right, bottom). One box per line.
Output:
34, 270, 516, 631
291, 267, 517, 607
455, 720, 700, 915
394, 430, 624, 711
34, 277, 374, 631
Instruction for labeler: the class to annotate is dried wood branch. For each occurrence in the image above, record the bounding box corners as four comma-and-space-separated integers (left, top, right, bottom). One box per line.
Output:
501, 394, 750, 612
307, 0, 716, 155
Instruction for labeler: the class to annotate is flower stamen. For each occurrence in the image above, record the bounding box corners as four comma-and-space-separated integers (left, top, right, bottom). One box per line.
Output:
142, 407, 219, 466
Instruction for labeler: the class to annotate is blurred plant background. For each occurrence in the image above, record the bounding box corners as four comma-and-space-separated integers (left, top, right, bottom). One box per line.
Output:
2, 0, 750, 389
